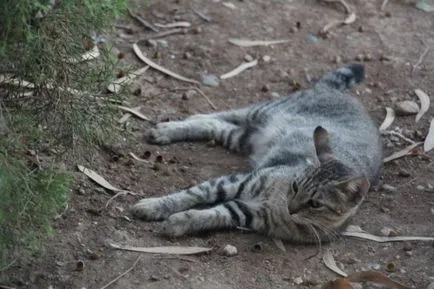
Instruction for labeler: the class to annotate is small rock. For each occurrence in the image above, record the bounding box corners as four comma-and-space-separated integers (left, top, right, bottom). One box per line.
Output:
416, 185, 425, 191
398, 169, 411, 178
182, 90, 195, 100
293, 276, 303, 285
222, 244, 238, 256
261, 84, 270, 92
262, 55, 271, 62
192, 27, 203, 34
200, 74, 219, 87
156, 39, 168, 48
149, 275, 160, 281
145, 39, 157, 48
380, 227, 396, 236
270, 92, 280, 99
381, 184, 397, 193
77, 188, 86, 195
405, 251, 413, 256
355, 54, 364, 61
403, 242, 413, 251
333, 55, 342, 64
184, 51, 193, 59
368, 263, 381, 270
395, 100, 420, 116
363, 53, 373, 61
358, 25, 365, 32
290, 26, 298, 33
427, 183, 433, 190
244, 54, 254, 62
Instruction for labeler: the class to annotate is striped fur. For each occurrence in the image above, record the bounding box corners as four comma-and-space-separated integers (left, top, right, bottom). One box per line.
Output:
131, 64, 383, 243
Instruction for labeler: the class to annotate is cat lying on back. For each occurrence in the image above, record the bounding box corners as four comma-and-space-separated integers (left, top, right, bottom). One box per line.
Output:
131, 64, 383, 243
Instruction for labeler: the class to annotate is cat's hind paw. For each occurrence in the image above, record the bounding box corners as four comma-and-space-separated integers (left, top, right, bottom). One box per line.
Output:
145, 124, 173, 145
161, 211, 192, 237
130, 197, 172, 221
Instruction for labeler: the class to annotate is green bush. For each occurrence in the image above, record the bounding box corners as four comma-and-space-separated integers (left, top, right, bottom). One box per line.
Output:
0, 0, 127, 268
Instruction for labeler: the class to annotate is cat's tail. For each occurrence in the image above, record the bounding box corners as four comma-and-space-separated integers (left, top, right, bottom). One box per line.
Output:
317, 64, 365, 90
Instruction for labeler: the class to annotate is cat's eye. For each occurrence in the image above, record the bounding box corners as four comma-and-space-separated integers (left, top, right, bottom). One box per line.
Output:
308, 200, 322, 209
292, 182, 298, 193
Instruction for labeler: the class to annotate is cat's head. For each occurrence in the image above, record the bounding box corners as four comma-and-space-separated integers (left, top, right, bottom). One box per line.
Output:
288, 126, 370, 242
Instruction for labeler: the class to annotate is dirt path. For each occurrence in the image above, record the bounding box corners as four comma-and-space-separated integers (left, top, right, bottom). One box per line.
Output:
4, 0, 434, 288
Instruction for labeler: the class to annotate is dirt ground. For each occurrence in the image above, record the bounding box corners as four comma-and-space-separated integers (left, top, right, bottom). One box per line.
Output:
3, 0, 434, 288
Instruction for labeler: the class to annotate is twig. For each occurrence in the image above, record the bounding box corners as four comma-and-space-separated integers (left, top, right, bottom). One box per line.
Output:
136, 28, 188, 43
381, 130, 416, 145
191, 7, 211, 22
99, 256, 141, 289
220, 59, 258, 80
0, 258, 17, 272
380, 0, 389, 11
165, 264, 188, 279
192, 87, 217, 110
412, 47, 430, 72
105, 191, 136, 209
127, 8, 159, 32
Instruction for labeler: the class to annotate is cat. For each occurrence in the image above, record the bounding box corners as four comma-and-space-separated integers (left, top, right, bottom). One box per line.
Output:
131, 64, 383, 244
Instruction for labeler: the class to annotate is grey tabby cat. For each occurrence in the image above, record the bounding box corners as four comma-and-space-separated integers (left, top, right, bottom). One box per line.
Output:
131, 64, 383, 243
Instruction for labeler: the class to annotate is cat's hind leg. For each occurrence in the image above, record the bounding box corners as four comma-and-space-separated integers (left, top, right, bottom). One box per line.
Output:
131, 173, 248, 221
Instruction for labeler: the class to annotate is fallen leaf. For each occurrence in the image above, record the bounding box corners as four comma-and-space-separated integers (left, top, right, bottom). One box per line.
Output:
220, 59, 258, 80
379, 107, 395, 131
346, 271, 410, 289
424, 118, 434, 152
129, 152, 150, 163
272, 238, 286, 252
77, 165, 122, 192
222, 2, 237, 9
321, 278, 354, 289
110, 243, 213, 255
342, 226, 434, 242
133, 43, 199, 84
323, 249, 348, 277
154, 21, 191, 28
116, 105, 150, 121
228, 38, 290, 47
343, 12, 356, 24
383, 142, 423, 163
67, 46, 100, 64
395, 100, 419, 116
414, 88, 430, 122
108, 66, 149, 93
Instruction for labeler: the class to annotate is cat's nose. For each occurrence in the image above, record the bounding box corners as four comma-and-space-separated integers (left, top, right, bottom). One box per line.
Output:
288, 203, 301, 214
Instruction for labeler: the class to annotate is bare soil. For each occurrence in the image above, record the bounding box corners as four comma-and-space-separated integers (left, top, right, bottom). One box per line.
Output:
3, 0, 434, 288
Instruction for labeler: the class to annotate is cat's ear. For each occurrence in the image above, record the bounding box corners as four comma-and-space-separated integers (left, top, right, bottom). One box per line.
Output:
337, 177, 370, 200
313, 126, 333, 162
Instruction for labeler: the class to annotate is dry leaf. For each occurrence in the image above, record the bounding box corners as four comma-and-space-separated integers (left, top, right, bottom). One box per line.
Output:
323, 249, 348, 277
228, 38, 290, 47
108, 66, 149, 93
129, 152, 150, 163
118, 113, 132, 123
343, 12, 356, 24
383, 142, 423, 163
220, 59, 258, 80
154, 22, 191, 28
133, 43, 199, 84
379, 107, 395, 131
424, 118, 434, 152
222, 2, 237, 9
110, 243, 213, 255
347, 271, 410, 289
67, 46, 100, 64
342, 226, 434, 242
415, 89, 430, 122
272, 238, 286, 252
116, 105, 150, 121
77, 165, 122, 192
321, 278, 354, 289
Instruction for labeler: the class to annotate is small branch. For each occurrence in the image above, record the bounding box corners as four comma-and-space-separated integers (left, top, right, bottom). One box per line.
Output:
99, 256, 141, 289
380, 0, 389, 11
381, 130, 416, 145
193, 87, 217, 110
137, 28, 188, 43
191, 7, 211, 22
127, 8, 159, 32
412, 47, 430, 72
0, 258, 17, 272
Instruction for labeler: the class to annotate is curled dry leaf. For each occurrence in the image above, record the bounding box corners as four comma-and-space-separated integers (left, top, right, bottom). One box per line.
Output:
379, 107, 395, 131
343, 12, 356, 24
424, 118, 434, 152
342, 225, 434, 242
129, 152, 150, 163
108, 66, 149, 93
133, 43, 199, 84
323, 249, 348, 277
77, 165, 122, 192
228, 38, 290, 47
67, 45, 100, 64
154, 21, 191, 28
414, 88, 430, 122
116, 105, 150, 121
383, 142, 423, 163
272, 238, 286, 252
220, 59, 258, 80
322, 271, 411, 289
110, 243, 213, 255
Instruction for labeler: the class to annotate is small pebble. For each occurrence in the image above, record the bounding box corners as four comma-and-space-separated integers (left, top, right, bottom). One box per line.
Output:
262, 55, 271, 62
405, 251, 413, 257
381, 184, 397, 193
182, 90, 195, 100
270, 92, 280, 99
201, 74, 219, 87
333, 55, 342, 64
398, 169, 411, 178
395, 100, 420, 116
149, 275, 160, 281
244, 54, 254, 62
380, 227, 396, 236
403, 242, 413, 251
184, 51, 193, 59
290, 26, 298, 33
156, 39, 168, 48
145, 39, 157, 48
222, 244, 238, 257
416, 185, 425, 191
261, 84, 270, 92
355, 54, 364, 61
358, 25, 365, 32
363, 53, 373, 61
293, 276, 303, 285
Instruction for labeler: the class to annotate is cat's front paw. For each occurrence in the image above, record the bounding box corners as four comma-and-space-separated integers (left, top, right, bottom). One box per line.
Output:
161, 211, 192, 237
131, 197, 172, 221
146, 123, 173, 145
